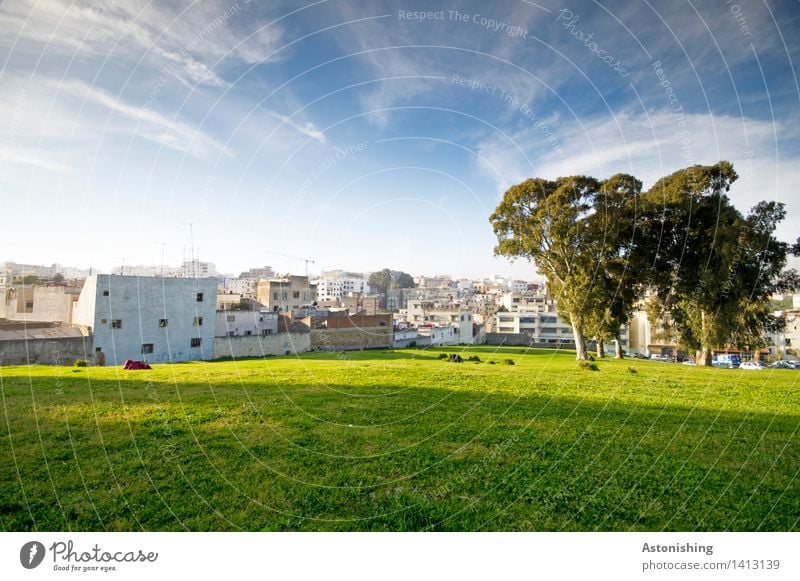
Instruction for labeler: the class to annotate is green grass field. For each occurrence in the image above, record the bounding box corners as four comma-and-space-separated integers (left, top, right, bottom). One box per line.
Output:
1, 346, 798, 531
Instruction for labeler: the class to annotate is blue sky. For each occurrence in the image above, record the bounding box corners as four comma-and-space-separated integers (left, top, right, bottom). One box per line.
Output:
1, 0, 798, 278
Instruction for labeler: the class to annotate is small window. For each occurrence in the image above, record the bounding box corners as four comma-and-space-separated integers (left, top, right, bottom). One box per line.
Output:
95, 346, 102, 353
196, 292, 204, 302
282, 292, 288, 300
102, 290, 109, 296
193, 316, 203, 326
111, 319, 122, 329
25, 301, 34, 309
227, 331, 235, 337
190, 337, 202, 348
245, 330, 252, 336
293, 291, 300, 298
226, 315, 235, 322
141, 343, 154, 354
100, 319, 107, 324
273, 292, 279, 300
159, 319, 168, 327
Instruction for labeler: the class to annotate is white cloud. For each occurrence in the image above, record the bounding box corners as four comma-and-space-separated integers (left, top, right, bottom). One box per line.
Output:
474, 108, 800, 243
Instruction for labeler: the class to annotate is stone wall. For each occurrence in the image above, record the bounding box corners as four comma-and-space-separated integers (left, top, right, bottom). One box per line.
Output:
311, 326, 392, 351
0, 336, 92, 366
213, 332, 310, 359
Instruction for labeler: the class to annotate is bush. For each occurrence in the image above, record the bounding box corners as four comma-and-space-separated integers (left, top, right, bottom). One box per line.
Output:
437, 353, 449, 360
578, 360, 599, 371
467, 355, 481, 362
627, 366, 638, 374
73, 359, 87, 368
488, 360, 496, 365
448, 354, 463, 363
502, 359, 515, 365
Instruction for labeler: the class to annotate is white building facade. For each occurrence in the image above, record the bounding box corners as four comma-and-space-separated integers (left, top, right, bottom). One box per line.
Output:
73, 274, 217, 365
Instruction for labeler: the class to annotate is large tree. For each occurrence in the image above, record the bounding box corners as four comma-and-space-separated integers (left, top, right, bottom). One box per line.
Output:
367, 268, 415, 294
640, 162, 793, 365
490, 175, 638, 360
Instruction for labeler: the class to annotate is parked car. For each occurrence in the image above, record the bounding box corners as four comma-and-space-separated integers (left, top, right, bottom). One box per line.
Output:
682, 359, 696, 365
712, 354, 741, 369
632, 352, 649, 359
650, 354, 670, 361
770, 360, 800, 369
740, 361, 767, 370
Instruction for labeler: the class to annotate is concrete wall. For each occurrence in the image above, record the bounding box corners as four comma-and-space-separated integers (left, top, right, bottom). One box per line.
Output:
74, 274, 218, 365
0, 336, 91, 366
311, 326, 392, 351
485, 332, 577, 349
213, 332, 310, 359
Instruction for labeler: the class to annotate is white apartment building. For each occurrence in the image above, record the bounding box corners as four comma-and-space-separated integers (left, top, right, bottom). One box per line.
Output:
314, 271, 370, 301
215, 309, 279, 338
73, 274, 217, 365
405, 300, 474, 344
496, 291, 628, 349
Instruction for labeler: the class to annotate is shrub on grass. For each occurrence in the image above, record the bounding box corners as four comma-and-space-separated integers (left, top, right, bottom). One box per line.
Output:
73, 359, 87, 367
437, 353, 449, 360
578, 360, 599, 371
448, 354, 463, 363
627, 366, 638, 374
488, 360, 496, 365
467, 355, 481, 362
502, 359, 515, 365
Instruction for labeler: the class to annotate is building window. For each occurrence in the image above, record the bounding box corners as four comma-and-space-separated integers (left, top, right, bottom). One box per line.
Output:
193, 316, 203, 326
227, 315, 235, 322
25, 301, 34, 309
293, 291, 300, 298
159, 319, 168, 327
141, 343, 154, 354
111, 319, 122, 329
227, 331, 235, 337
196, 292, 204, 302
190, 338, 202, 348
102, 290, 109, 296
245, 330, 252, 336
100, 319, 107, 324
95, 346, 102, 353
282, 292, 288, 300
273, 292, 279, 300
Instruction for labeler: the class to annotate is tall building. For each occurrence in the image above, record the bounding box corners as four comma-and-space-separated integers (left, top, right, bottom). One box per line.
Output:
72, 274, 217, 365
256, 276, 314, 314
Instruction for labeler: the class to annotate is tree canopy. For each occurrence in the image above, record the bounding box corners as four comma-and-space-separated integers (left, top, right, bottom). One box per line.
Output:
367, 269, 416, 294
490, 161, 793, 363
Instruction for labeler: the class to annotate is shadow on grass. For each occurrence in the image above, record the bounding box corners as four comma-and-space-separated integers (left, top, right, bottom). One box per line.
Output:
1, 372, 798, 532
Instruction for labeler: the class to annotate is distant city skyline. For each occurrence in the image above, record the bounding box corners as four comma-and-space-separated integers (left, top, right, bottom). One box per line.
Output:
2, 1, 798, 280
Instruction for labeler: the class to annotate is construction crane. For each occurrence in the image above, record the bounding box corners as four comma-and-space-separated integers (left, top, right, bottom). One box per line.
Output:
265, 251, 316, 277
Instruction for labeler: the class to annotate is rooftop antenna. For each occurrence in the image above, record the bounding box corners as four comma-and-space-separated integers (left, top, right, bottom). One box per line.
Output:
184, 223, 195, 278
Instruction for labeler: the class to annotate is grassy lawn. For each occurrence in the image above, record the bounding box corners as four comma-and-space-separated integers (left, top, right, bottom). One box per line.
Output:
1, 346, 798, 531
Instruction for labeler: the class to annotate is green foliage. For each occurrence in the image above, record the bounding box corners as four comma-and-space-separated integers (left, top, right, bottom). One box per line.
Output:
73, 359, 87, 367
627, 366, 638, 374
640, 162, 791, 360
502, 359, 515, 365
467, 355, 481, 362
0, 347, 798, 531
490, 174, 643, 360
578, 360, 599, 371
437, 353, 449, 360
367, 268, 416, 294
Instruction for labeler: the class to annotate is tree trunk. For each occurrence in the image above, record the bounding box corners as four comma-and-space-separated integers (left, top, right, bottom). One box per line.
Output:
615, 338, 624, 359
597, 340, 605, 358
572, 320, 587, 360
696, 347, 712, 366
